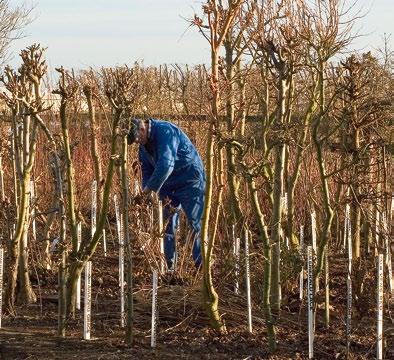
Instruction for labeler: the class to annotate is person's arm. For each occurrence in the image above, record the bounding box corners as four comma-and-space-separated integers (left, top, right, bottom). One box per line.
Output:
139, 148, 154, 190
145, 127, 179, 192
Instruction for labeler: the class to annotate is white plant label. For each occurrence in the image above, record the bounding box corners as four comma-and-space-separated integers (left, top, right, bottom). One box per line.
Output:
377, 254, 384, 360
115, 194, 125, 327
76, 222, 82, 310
311, 210, 317, 252
0, 155, 4, 201
299, 225, 304, 300
119, 214, 125, 327
30, 180, 36, 242
375, 210, 380, 257
83, 261, 92, 340
0, 247, 4, 328
151, 270, 158, 348
102, 229, 107, 257
307, 246, 314, 359
346, 274, 352, 355
234, 237, 240, 295
91, 181, 97, 238
311, 211, 318, 292
344, 203, 350, 251
245, 231, 252, 333
158, 200, 165, 272
382, 212, 393, 297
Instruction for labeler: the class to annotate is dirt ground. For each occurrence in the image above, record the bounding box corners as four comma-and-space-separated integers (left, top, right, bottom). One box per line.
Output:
0, 244, 393, 360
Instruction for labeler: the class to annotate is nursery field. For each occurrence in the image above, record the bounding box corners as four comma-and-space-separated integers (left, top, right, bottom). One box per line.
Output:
0, 231, 393, 359
0, 1, 393, 359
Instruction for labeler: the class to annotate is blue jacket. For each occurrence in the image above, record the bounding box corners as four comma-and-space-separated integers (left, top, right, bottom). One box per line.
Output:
139, 119, 205, 193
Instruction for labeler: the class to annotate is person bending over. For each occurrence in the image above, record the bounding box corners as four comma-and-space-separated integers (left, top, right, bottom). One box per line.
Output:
128, 118, 205, 270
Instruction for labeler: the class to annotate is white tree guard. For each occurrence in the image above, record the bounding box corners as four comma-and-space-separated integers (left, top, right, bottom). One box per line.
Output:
245, 231, 252, 333
307, 246, 314, 359
83, 261, 92, 340
151, 270, 158, 348
76, 222, 82, 310
377, 254, 384, 360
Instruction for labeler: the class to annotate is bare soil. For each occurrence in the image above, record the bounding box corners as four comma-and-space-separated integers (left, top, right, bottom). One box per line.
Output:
1, 244, 393, 360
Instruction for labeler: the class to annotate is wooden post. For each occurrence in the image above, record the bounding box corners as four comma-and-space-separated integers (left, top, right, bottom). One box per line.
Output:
307, 246, 314, 359
83, 261, 92, 340
376, 254, 384, 360
151, 270, 158, 348
245, 230, 252, 333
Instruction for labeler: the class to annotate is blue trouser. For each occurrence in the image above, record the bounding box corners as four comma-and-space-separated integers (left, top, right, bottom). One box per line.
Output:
160, 180, 204, 269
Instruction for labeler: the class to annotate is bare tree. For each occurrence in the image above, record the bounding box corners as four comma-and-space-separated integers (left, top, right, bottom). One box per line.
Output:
0, 44, 50, 312
193, 0, 245, 333
0, 0, 32, 65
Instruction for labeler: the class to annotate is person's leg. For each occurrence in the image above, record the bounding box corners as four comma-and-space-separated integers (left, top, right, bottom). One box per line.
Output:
175, 183, 205, 268
161, 196, 180, 270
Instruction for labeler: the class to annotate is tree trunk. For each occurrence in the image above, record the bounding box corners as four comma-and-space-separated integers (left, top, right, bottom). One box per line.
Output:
246, 174, 277, 352
66, 110, 121, 313
84, 85, 103, 219
224, 36, 244, 235
270, 74, 288, 313
52, 152, 67, 337
351, 128, 361, 259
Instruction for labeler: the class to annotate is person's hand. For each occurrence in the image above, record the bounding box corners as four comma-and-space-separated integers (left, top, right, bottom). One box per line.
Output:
133, 189, 155, 205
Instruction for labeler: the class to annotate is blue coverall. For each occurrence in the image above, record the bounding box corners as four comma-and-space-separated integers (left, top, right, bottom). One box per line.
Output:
139, 119, 205, 269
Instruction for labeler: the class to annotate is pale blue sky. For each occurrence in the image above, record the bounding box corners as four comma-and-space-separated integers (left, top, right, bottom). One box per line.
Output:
6, 0, 394, 70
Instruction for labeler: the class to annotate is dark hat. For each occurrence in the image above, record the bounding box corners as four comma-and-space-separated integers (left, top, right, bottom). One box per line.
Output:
127, 118, 142, 144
